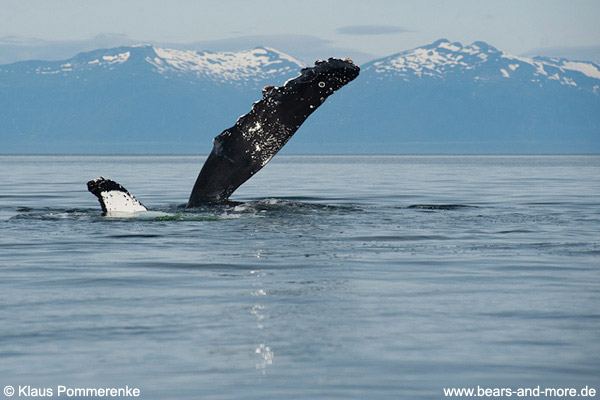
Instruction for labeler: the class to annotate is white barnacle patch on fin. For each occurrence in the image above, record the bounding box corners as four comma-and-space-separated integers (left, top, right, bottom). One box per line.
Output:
87, 177, 147, 215
100, 190, 147, 213
243, 121, 263, 140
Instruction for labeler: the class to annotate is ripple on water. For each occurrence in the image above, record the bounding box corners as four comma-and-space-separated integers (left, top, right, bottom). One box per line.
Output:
1, 155, 599, 399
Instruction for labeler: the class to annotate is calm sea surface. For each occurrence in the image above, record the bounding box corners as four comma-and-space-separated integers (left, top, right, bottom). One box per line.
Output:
1, 155, 599, 399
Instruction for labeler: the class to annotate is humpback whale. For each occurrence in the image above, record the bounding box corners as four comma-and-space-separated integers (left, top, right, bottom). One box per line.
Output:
88, 58, 360, 214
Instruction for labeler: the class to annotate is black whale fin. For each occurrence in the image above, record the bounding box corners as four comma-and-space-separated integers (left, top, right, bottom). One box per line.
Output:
187, 58, 360, 207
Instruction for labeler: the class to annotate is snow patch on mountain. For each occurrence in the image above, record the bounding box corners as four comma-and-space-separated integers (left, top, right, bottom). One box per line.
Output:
68, 50, 130, 69
148, 46, 305, 84
561, 61, 600, 79
102, 52, 130, 63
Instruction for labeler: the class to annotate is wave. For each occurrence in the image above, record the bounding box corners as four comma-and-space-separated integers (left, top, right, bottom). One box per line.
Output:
3, 198, 362, 222
406, 204, 479, 210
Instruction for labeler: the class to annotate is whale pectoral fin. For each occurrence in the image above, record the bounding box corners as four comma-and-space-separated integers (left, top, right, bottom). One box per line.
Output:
87, 177, 147, 214
187, 58, 360, 207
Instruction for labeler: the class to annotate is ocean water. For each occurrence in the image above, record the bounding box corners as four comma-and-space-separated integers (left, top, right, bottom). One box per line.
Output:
1, 154, 599, 399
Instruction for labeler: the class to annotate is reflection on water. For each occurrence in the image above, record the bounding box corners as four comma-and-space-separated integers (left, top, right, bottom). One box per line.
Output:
251, 270, 274, 374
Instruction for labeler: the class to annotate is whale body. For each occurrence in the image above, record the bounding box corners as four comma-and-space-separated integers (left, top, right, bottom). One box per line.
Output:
88, 58, 360, 214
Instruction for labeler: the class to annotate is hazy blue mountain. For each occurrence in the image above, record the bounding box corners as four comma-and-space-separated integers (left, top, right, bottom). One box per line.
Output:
0, 45, 305, 153
0, 34, 139, 65
299, 39, 600, 153
1, 39, 599, 154
522, 44, 600, 64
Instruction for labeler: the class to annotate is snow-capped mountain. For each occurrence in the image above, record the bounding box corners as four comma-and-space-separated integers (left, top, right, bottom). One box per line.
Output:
363, 39, 600, 94
1, 45, 305, 87
0, 45, 306, 153
299, 39, 600, 154
1, 40, 598, 154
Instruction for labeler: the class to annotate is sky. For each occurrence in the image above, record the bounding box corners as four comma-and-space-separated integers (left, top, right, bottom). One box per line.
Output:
1, 0, 599, 64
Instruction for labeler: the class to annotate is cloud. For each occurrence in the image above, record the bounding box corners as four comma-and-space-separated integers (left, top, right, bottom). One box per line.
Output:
335, 25, 409, 36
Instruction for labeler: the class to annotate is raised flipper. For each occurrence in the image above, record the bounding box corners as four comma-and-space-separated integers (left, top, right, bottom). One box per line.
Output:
187, 58, 360, 207
87, 177, 147, 215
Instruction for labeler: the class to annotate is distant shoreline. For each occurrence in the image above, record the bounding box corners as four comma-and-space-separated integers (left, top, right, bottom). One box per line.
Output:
1, 153, 599, 157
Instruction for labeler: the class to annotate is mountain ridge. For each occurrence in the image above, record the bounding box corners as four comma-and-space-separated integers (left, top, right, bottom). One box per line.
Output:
362, 39, 600, 94
1, 44, 306, 88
